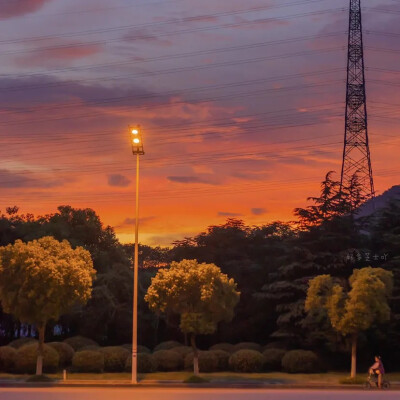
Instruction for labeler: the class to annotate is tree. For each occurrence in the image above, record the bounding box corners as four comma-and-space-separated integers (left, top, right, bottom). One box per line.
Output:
0, 236, 95, 375
145, 259, 240, 375
305, 267, 393, 377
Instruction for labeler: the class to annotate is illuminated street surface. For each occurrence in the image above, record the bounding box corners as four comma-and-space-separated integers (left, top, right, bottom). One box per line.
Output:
0, 388, 398, 400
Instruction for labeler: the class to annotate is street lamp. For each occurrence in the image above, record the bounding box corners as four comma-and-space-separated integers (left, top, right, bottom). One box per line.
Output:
130, 125, 144, 384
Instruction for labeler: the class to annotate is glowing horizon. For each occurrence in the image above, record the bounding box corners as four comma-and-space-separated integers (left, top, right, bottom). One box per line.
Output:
1, 0, 399, 246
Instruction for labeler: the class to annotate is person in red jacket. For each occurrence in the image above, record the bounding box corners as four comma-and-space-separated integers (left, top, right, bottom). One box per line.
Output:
369, 356, 385, 389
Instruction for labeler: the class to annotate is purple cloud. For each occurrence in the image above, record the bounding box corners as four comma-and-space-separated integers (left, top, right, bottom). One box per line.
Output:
0, 0, 52, 18
167, 176, 220, 185
108, 174, 131, 187
218, 211, 242, 217
0, 169, 64, 188
251, 208, 267, 216
117, 216, 156, 228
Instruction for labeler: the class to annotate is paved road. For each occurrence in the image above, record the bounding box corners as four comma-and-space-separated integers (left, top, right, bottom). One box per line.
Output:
0, 388, 398, 400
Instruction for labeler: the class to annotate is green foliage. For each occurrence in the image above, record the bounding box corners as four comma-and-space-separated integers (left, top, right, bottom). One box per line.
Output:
125, 353, 158, 373
152, 350, 183, 371
99, 346, 130, 372
306, 267, 393, 336
209, 343, 235, 353
122, 344, 151, 354
8, 338, 37, 349
339, 376, 365, 384
233, 342, 262, 352
47, 342, 74, 366
184, 375, 209, 383
153, 341, 182, 352
263, 342, 287, 350
294, 172, 370, 229
64, 336, 98, 351
2, 186, 400, 370
78, 345, 100, 352
171, 346, 193, 358
262, 348, 286, 371
25, 375, 55, 383
228, 350, 265, 372
72, 350, 104, 373
281, 350, 320, 373
184, 351, 218, 372
15, 343, 59, 374
0, 237, 95, 327
209, 349, 230, 371
145, 259, 240, 337
77, 263, 135, 344
0, 346, 17, 372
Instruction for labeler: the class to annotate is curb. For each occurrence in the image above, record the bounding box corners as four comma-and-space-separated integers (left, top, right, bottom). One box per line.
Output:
1, 381, 400, 390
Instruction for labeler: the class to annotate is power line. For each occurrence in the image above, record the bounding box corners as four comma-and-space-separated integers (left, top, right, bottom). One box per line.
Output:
0, 111, 345, 167
0, 47, 344, 95
0, 0, 334, 46
0, 8, 345, 57
0, 68, 342, 113
3, 32, 344, 80
0, 79, 344, 127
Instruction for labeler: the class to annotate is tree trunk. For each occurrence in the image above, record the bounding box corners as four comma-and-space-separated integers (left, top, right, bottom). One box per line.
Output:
190, 334, 199, 376
350, 333, 357, 378
36, 324, 46, 376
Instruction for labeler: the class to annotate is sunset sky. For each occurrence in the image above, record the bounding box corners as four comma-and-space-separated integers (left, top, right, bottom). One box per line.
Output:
1, 0, 400, 246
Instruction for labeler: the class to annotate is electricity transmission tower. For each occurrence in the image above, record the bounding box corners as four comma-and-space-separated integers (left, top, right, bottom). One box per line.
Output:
340, 0, 374, 198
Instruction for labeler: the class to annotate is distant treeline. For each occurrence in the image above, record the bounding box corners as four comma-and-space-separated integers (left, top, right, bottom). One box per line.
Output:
1, 172, 399, 370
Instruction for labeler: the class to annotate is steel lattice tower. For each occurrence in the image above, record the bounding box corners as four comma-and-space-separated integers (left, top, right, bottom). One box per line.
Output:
340, 0, 374, 197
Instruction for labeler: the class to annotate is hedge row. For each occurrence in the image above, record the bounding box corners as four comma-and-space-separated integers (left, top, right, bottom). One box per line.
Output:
0, 337, 321, 374
0, 344, 60, 374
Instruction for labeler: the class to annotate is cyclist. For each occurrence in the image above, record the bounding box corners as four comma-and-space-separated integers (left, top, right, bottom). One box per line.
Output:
369, 356, 385, 389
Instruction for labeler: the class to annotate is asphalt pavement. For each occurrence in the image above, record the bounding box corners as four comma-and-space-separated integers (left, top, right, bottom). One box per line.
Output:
0, 388, 398, 400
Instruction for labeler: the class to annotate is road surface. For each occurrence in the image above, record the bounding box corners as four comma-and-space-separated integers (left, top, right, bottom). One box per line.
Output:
0, 388, 398, 400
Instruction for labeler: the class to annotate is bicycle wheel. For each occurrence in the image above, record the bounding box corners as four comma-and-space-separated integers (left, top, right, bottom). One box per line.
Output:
364, 382, 372, 390
382, 381, 390, 390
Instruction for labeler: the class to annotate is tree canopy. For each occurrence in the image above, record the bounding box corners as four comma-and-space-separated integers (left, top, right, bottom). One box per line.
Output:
305, 267, 393, 377
145, 259, 240, 374
0, 236, 95, 374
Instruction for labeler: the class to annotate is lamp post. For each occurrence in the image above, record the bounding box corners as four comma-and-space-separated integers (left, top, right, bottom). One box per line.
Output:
130, 125, 144, 384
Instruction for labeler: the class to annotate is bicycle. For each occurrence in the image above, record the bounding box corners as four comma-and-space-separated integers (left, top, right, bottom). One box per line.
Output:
364, 372, 390, 390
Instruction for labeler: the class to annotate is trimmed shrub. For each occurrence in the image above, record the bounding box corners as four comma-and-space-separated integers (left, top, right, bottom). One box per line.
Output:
209, 343, 235, 353
47, 342, 74, 366
125, 353, 158, 373
229, 350, 265, 373
8, 338, 37, 349
63, 336, 98, 351
263, 342, 287, 351
171, 346, 193, 358
262, 349, 286, 371
152, 350, 183, 371
78, 345, 100, 352
0, 346, 17, 372
15, 343, 59, 374
233, 342, 262, 352
122, 344, 151, 354
184, 351, 218, 372
153, 341, 182, 352
209, 349, 230, 371
281, 350, 320, 373
99, 346, 130, 372
72, 350, 104, 373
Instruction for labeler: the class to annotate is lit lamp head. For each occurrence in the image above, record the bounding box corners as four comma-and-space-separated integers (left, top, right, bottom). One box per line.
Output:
130, 125, 145, 155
